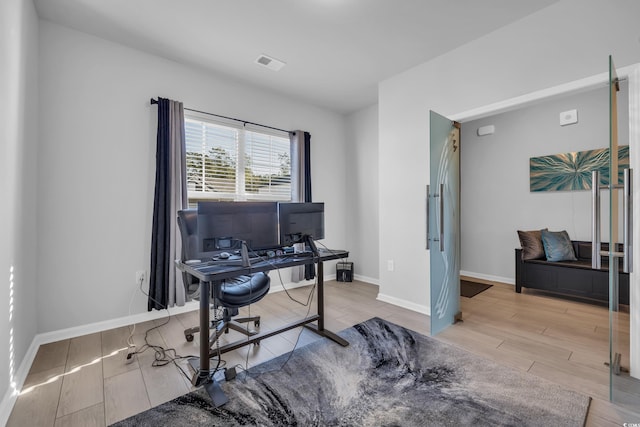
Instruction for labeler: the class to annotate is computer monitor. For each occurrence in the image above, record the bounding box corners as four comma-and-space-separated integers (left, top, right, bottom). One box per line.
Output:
197, 201, 280, 254
278, 202, 325, 247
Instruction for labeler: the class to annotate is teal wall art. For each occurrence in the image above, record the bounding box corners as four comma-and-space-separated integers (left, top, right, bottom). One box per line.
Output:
530, 146, 629, 192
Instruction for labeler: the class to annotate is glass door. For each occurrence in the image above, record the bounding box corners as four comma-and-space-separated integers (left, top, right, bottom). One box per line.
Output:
428, 111, 461, 335
608, 55, 640, 408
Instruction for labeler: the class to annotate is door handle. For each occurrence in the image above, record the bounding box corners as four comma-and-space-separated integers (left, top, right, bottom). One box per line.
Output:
427, 183, 445, 252
439, 183, 444, 252
592, 170, 602, 270
592, 168, 633, 273
623, 168, 633, 273
426, 185, 430, 250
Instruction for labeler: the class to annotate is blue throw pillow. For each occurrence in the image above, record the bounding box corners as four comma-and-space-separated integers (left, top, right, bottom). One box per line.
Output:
541, 230, 577, 262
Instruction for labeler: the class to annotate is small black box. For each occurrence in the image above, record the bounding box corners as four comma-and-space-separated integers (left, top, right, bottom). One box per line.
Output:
336, 262, 353, 282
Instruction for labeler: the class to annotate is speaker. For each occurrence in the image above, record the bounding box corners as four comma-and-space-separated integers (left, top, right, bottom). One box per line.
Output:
336, 262, 353, 282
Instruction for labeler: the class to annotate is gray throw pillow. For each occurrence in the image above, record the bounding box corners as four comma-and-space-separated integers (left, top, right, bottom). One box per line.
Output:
541, 230, 577, 262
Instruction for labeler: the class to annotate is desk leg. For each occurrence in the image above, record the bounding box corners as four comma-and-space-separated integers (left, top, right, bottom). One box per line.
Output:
191, 280, 228, 407
304, 261, 349, 347
318, 261, 325, 331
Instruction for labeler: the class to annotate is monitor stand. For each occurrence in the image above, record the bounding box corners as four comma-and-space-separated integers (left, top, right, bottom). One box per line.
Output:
302, 235, 319, 256
240, 241, 251, 267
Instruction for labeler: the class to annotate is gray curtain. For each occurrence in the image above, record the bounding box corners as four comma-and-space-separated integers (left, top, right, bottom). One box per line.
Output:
290, 130, 315, 282
148, 97, 187, 310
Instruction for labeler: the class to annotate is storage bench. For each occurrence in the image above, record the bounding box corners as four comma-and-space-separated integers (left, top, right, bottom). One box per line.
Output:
515, 240, 629, 304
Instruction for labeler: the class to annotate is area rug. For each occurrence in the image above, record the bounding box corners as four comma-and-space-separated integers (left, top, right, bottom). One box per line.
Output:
111, 318, 589, 426
461, 279, 493, 298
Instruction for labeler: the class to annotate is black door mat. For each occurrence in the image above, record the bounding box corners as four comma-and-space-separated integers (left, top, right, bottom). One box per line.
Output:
461, 280, 493, 298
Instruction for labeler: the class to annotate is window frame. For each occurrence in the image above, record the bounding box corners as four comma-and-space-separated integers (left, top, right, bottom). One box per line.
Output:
184, 112, 292, 205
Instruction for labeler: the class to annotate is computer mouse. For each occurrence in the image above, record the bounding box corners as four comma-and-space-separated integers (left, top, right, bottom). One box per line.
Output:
218, 252, 231, 259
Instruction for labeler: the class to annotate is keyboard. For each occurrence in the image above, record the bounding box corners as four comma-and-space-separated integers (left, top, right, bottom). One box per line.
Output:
208, 255, 261, 266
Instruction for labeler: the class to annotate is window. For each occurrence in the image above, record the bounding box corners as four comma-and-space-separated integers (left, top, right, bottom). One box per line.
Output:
185, 115, 291, 205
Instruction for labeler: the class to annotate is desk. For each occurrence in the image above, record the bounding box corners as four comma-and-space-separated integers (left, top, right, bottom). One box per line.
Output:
175, 248, 349, 405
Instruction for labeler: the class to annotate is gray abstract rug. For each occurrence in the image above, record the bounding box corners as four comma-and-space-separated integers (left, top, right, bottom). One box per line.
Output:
111, 318, 590, 426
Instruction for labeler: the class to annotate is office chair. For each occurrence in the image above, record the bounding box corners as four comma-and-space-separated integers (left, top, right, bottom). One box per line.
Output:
177, 209, 270, 344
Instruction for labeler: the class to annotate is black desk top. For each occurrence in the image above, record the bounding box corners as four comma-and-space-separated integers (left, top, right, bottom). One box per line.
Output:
176, 248, 349, 282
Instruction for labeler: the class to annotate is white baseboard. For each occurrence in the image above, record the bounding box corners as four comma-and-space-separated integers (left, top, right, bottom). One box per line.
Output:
460, 270, 514, 286
0, 335, 40, 426
353, 274, 379, 285
37, 301, 202, 346
376, 293, 430, 316
374, 271, 514, 319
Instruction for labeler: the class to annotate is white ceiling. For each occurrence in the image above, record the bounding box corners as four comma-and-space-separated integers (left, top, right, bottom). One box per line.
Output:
34, 0, 560, 114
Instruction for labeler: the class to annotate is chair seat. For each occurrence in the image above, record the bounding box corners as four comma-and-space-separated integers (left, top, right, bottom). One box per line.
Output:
217, 272, 270, 308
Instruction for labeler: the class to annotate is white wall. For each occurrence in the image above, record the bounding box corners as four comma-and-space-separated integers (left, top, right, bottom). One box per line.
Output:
460, 84, 629, 283
37, 21, 349, 333
0, 0, 39, 415
345, 104, 379, 283
378, 0, 640, 314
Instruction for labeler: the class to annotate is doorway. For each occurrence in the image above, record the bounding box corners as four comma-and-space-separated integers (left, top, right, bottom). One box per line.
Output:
450, 62, 640, 410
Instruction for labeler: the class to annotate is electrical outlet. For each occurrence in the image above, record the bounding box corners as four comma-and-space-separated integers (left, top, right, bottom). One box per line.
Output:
387, 260, 395, 272
125, 346, 136, 364
135, 270, 146, 286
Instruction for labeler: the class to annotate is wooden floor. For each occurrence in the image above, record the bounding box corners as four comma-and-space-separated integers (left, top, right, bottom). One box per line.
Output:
7, 279, 640, 426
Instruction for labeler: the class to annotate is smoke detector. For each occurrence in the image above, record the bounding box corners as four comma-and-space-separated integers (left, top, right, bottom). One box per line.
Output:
255, 54, 286, 71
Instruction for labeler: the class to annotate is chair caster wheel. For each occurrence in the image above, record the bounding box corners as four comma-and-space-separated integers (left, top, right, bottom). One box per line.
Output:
185, 334, 194, 342
254, 341, 260, 346
254, 320, 260, 327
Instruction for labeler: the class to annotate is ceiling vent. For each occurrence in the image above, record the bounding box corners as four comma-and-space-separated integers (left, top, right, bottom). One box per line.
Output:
255, 54, 286, 71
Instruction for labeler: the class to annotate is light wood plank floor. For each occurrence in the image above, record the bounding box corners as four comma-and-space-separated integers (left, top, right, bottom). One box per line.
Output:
7, 279, 640, 426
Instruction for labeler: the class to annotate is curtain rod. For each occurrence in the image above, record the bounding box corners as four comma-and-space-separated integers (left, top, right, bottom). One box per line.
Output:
150, 98, 290, 134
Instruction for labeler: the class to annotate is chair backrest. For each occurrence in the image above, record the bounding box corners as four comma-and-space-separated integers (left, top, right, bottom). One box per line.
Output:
177, 209, 200, 259
177, 209, 200, 296
177, 208, 271, 307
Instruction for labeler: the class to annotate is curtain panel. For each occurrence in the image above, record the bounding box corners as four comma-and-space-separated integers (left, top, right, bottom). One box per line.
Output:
148, 97, 188, 310
290, 130, 315, 281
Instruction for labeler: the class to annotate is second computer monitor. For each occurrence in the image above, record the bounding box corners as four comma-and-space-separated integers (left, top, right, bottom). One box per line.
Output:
278, 202, 325, 247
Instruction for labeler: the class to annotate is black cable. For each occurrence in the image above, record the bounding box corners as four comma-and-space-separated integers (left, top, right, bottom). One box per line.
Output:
246, 246, 316, 307
315, 240, 350, 282
236, 274, 318, 380
226, 243, 319, 377
134, 276, 225, 382
154, 240, 338, 381
315, 240, 349, 263
275, 278, 317, 370
210, 305, 224, 378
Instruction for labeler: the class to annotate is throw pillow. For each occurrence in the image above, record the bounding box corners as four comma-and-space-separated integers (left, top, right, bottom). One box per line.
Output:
541, 230, 577, 262
517, 229, 547, 260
